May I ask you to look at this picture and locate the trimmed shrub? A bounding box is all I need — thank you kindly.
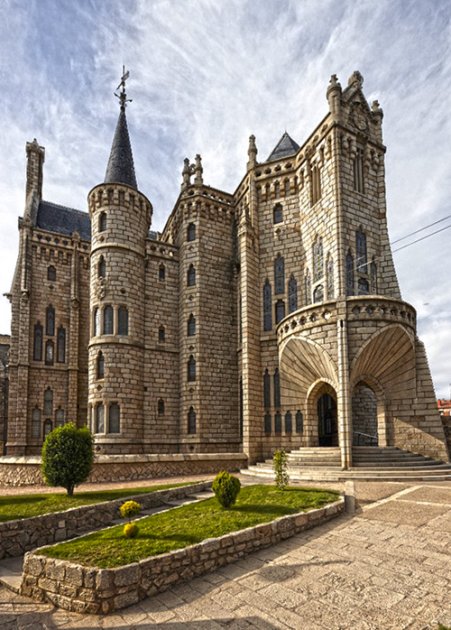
[119,500,142,520]
[273,448,289,490]
[212,471,241,508]
[123,522,139,538]
[41,423,93,496]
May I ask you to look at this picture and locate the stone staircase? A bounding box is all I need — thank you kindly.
[242,446,451,482]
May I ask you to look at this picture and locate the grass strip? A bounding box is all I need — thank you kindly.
[0,482,192,522]
[40,485,339,568]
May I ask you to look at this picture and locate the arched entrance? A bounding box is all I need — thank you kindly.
[352,382,378,446]
[317,393,338,446]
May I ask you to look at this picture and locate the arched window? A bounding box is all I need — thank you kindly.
[158,399,165,416]
[32,408,41,439]
[57,326,66,363]
[187,355,196,382]
[304,269,311,306]
[47,266,56,282]
[285,410,292,434]
[371,257,377,293]
[109,403,120,433]
[313,284,324,304]
[353,148,364,193]
[103,305,113,334]
[99,211,107,232]
[274,181,280,198]
[311,164,321,205]
[288,275,298,313]
[44,419,53,437]
[95,403,104,433]
[158,326,165,342]
[55,408,65,427]
[263,279,272,331]
[97,351,104,379]
[326,255,334,300]
[44,388,53,416]
[313,236,324,282]
[274,368,280,409]
[187,222,196,241]
[93,307,100,337]
[98,255,106,278]
[46,305,55,336]
[187,264,196,286]
[295,410,304,433]
[188,407,196,434]
[263,369,270,408]
[264,413,272,434]
[45,340,54,365]
[275,299,285,324]
[358,278,370,295]
[274,411,282,433]
[187,314,196,336]
[159,264,166,282]
[33,322,43,361]
[118,306,128,335]
[356,228,367,273]
[346,250,354,296]
[284,179,290,196]
[273,203,283,224]
[274,254,285,294]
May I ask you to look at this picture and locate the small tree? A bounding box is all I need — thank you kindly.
[119,500,142,538]
[41,423,93,496]
[273,448,289,490]
[212,471,241,508]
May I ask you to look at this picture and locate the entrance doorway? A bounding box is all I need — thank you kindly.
[317,393,338,446]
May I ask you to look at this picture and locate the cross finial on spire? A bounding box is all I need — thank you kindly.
[114,66,132,111]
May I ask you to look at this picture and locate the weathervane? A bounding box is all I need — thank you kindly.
[114,66,132,110]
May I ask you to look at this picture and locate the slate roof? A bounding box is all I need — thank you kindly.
[104,109,138,189]
[267,132,300,161]
[36,200,91,241]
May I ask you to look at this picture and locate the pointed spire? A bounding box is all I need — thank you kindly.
[266,132,300,162]
[247,135,257,171]
[104,68,138,190]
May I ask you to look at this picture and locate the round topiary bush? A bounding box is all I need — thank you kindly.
[119,500,142,520]
[41,423,93,496]
[212,471,241,508]
[123,522,139,538]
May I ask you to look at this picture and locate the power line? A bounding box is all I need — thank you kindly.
[392,214,451,244]
[393,223,451,253]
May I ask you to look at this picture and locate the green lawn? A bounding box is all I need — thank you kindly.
[0,483,192,522]
[40,485,339,568]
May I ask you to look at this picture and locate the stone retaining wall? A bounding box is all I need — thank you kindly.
[21,498,344,614]
[0,453,247,486]
[0,482,210,560]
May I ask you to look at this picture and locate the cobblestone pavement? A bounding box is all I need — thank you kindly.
[0,480,450,629]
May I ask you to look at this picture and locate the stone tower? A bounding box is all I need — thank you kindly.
[87,76,152,454]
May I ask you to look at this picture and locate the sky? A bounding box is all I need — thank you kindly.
[0,0,450,398]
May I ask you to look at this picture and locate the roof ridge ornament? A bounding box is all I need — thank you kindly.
[114,66,132,111]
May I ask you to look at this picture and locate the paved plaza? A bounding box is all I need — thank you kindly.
[0,479,450,629]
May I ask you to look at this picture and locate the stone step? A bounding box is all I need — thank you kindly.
[242,466,451,483]
[0,556,23,594]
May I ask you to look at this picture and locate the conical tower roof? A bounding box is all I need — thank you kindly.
[104,107,137,190]
[267,132,300,162]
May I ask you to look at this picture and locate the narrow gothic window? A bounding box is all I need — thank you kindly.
[99,211,107,232]
[158,399,165,416]
[97,351,104,379]
[95,404,104,433]
[313,284,324,303]
[188,407,196,434]
[47,266,56,282]
[304,269,312,305]
[273,203,283,224]
[285,411,293,434]
[371,257,377,293]
[274,181,280,198]
[57,326,66,363]
[288,275,298,313]
[109,403,120,433]
[93,307,100,336]
[45,340,54,365]
[98,256,106,279]
[275,411,282,433]
[265,183,270,201]
[263,369,270,408]
[274,254,285,294]
[358,278,370,295]
[187,222,196,241]
[326,255,334,300]
[32,408,41,439]
[55,408,65,427]
[274,368,280,408]
[159,264,166,282]
[356,228,367,273]
[44,419,53,437]
[187,314,196,336]
[44,388,53,416]
[353,148,364,193]
[187,264,196,286]
[46,305,55,336]
[346,250,354,295]
[103,305,113,334]
[296,410,304,433]
[275,299,285,324]
[187,355,196,382]
[313,236,324,282]
[263,279,272,331]
[311,165,322,205]
[264,413,272,434]
[158,325,165,342]
[33,322,43,361]
[284,179,290,196]
[118,306,128,335]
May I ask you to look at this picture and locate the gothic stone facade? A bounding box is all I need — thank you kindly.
[4,72,449,467]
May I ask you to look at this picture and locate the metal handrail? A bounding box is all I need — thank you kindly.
[353,430,378,446]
